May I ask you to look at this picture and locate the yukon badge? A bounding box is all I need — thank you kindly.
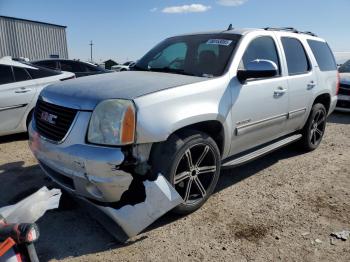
[40,111,57,125]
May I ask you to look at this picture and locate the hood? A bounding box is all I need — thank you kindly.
[340,73,350,85]
[41,71,206,110]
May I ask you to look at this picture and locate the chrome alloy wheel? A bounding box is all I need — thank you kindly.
[310,109,326,146]
[173,143,218,205]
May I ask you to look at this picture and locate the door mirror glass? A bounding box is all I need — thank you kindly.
[237,59,278,83]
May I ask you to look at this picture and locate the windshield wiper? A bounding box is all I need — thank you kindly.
[149,67,196,76]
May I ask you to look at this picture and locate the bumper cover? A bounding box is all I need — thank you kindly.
[29,113,133,203]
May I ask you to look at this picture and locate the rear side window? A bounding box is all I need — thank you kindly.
[26,66,60,79]
[281,37,310,75]
[13,67,31,82]
[307,40,337,71]
[34,60,58,70]
[0,65,14,85]
[60,61,86,73]
[240,36,281,75]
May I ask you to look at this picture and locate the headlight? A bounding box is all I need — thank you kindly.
[87,99,136,145]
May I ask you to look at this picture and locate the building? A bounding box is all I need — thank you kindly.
[104,59,118,70]
[0,16,68,60]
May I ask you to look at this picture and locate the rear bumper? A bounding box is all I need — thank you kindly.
[336,94,350,111]
[28,113,133,203]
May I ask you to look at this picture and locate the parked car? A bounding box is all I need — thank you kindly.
[31,59,112,77]
[336,60,350,111]
[29,27,338,217]
[111,61,135,72]
[0,56,75,137]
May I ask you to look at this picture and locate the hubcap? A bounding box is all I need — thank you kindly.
[310,109,326,146]
[173,144,217,205]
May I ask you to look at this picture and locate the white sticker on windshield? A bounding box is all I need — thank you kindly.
[206,39,232,46]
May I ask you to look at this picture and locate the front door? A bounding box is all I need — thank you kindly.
[229,35,289,155]
[0,65,36,132]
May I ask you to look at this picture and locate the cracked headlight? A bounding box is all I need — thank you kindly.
[87,99,136,146]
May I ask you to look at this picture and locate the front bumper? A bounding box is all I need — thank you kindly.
[29,111,133,203]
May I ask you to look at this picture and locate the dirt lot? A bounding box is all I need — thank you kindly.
[0,112,349,262]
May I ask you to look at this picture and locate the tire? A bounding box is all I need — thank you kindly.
[150,130,221,214]
[298,103,327,151]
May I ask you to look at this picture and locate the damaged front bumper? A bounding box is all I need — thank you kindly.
[29,114,133,203]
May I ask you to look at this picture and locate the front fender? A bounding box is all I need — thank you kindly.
[133,76,233,158]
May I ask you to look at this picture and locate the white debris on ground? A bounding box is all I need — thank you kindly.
[331,230,350,241]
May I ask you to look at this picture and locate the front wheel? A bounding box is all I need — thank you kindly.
[299,103,327,151]
[150,130,221,214]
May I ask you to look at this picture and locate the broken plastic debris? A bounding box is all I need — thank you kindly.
[331,230,350,241]
[0,187,61,224]
[97,174,183,238]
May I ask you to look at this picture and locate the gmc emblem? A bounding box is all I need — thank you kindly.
[40,111,57,125]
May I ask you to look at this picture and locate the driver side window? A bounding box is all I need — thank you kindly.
[149,42,187,69]
[240,36,281,76]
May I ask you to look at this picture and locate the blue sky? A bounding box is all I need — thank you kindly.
[1,0,349,63]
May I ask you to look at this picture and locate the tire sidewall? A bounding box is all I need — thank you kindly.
[303,103,327,150]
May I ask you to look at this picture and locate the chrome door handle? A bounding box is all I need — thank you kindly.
[274,87,287,97]
[307,81,316,90]
[15,89,32,93]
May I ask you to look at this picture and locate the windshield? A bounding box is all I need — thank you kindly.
[134,34,241,77]
[339,60,350,73]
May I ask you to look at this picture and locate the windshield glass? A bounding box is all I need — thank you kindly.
[134,34,241,77]
[339,60,350,73]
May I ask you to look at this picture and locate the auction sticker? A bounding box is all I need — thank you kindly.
[206,39,232,46]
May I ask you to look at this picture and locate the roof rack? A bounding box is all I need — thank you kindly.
[263,27,317,37]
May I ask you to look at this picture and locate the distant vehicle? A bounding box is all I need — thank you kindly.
[111,61,136,72]
[0,56,75,136]
[31,59,112,77]
[337,60,350,111]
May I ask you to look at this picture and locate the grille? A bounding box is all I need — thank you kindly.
[339,83,350,96]
[34,99,77,142]
[337,100,350,109]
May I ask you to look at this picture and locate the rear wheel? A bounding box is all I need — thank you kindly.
[150,130,221,214]
[299,103,327,151]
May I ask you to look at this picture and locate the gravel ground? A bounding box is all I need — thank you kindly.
[0,112,349,262]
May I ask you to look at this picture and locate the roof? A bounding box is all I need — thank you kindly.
[0,15,67,28]
[0,56,37,69]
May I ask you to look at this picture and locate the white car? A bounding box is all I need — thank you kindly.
[111,61,135,72]
[0,57,75,136]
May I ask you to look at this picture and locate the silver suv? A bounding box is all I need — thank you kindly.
[29,27,338,215]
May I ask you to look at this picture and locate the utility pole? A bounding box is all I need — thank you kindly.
[89,40,93,62]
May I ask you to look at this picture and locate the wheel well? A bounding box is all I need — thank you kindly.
[313,93,331,113]
[173,121,225,155]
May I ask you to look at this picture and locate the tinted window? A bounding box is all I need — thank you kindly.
[339,60,350,73]
[86,64,100,72]
[240,36,281,75]
[135,34,240,77]
[281,37,310,75]
[307,40,337,71]
[34,60,58,70]
[0,65,14,85]
[13,67,31,82]
[26,66,60,79]
[60,61,86,73]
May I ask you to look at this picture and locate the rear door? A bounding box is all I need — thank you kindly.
[229,35,289,155]
[278,36,316,132]
[0,65,36,132]
[60,61,89,77]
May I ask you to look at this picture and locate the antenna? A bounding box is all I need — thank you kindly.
[227,24,233,31]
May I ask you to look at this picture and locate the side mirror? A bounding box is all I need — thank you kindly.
[237,59,278,83]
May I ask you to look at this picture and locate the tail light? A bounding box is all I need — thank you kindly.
[336,72,340,95]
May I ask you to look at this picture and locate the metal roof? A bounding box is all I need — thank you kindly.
[0,15,67,28]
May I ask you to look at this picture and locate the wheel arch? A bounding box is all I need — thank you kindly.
[313,92,331,113]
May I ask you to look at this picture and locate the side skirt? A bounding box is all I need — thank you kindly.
[222,134,302,168]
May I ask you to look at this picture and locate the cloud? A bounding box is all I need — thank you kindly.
[150,7,158,12]
[162,4,211,14]
[217,0,248,6]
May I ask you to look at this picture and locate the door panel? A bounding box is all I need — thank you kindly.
[0,80,37,132]
[229,77,289,155]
